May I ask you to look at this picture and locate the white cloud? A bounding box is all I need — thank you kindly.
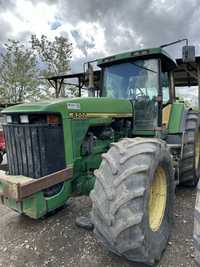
[113,25,143,49]
[1,0,57,39]
[0,0,107,65]
[48,21,107,60]
[1,0,200,73]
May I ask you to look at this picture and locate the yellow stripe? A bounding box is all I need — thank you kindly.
[86,112,132,118]
[69,112,132,118]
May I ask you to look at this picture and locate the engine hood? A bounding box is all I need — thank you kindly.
[2,97,133,119]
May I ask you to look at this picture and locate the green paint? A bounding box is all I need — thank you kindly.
[75,175,96,195]
[168,102,185,133]
[72,135,112,195]
[132,130,155,136]
[46,181,72,212]
[1,189,45,219]
[1,182,72,219]
[2,97,133,118]
[71,120,90,159]
[3,197,23,213]
[23,192,46,219]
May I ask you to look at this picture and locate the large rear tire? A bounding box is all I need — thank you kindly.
[179,111,200,186]
[90,137,174,265]
[194,181,200,265]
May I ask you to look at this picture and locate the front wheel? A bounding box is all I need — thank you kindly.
[90,137,175,265]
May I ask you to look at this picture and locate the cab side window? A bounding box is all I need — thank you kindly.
[162,72,170,104]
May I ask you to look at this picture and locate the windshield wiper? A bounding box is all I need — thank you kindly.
[131,62,157,73]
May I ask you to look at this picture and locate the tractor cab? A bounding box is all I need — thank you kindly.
[97,48,176,131]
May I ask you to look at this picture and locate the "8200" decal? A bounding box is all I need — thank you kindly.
[69,112,87,119]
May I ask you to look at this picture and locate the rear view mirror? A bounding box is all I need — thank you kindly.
[182,45,195,63]
[160,39,195,63]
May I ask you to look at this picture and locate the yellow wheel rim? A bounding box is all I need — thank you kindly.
[148,166,167,232]
[195,132,200,170]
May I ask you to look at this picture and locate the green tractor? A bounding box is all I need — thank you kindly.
[0,45,199,265]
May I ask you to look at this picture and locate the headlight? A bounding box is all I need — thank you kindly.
[6,115,12,123]
[20,115,29,124]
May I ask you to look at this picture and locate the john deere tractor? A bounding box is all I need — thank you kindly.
[0,45,199,265]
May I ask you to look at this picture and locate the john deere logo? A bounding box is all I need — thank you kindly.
[67,103,80,110]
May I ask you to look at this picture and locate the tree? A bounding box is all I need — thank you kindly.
[31,35,72,97]
[0,40,41,103]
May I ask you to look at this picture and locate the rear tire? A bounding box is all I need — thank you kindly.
[194,181,200,265]
[179,111,200,186]
[91,137,174,265]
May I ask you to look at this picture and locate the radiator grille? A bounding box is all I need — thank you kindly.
[3,124,65,179]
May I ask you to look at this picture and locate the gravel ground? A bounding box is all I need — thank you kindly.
[0,186,197,267]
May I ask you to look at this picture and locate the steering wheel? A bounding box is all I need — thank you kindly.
[129,87,146,100]
[135,88,145,97]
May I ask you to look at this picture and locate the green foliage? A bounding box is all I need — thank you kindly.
[31,35,72,74]
[31,35,73,97]
[0,35,73,103]
[0,40,41,103]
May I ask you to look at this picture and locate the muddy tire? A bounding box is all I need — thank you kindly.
[90,137,174,265]
[179,111,200,186]
[194,181,200,265]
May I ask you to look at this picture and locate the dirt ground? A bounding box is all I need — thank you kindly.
[0,186,196,267]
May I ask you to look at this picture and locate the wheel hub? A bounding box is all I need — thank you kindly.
[148,166,167,232]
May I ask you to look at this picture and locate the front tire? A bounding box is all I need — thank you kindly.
[90,137,174,265]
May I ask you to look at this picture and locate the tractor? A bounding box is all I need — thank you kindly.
[0,43,199,265]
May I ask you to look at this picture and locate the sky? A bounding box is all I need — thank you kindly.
[0,0,200,73]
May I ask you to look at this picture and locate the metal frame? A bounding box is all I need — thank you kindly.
[157,58,163,127]
[47,71,101,98]
[0,167,73,201]
[175,57,200,111]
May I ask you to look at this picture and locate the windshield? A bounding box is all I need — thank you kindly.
[103,59,159,130]
[102,59,158,100]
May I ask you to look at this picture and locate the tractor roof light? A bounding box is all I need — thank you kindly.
[20,115,29,124]
[6,115,12,124]
[131,49,149,57]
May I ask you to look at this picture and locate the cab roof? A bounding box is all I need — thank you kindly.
[97,47,176,71]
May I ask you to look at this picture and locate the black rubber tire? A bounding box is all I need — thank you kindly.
[90,137,175,265]
[193,180,200,265]
[179,111,200,186]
